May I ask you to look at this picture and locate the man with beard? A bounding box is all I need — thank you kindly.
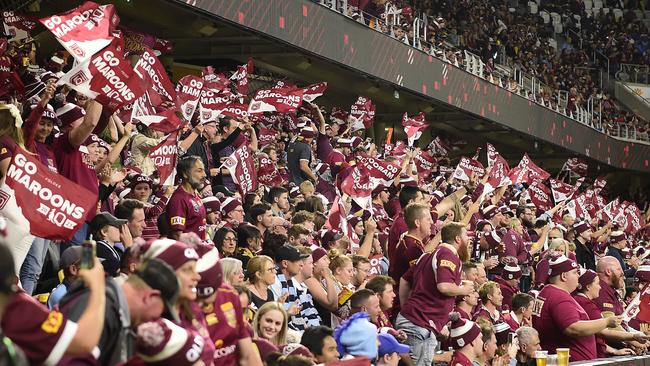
[396,222,474,366]
[594,256,626,317]
[168,155,208,240]
[517,206,536,234]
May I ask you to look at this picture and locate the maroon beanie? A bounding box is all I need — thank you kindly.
[448,312,481,350]
[577,269,598,291]
[142,239,200,270]
[196,247,223,298]
[136,318,205,365]
[56,103,85,128]
[548,253,578,278]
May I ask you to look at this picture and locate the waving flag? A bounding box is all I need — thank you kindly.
[175,75,203,121]
[349,96,375,129]
[230,59,253,95]
[247,87,304,114]
[508,154,550,185]
[550,178,582,204]
[452,157,485,182]
[222,146,258,196]
[402,112,428,146]
[148,131,178,186]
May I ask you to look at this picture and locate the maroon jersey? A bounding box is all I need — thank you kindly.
[502,312,520,332]
[53,132,99,215]
[35,141,58,173]
[390,234,425,287]
[532,285,596,361]
[168,187,207,240]
[473,306,502,325]
[178,301,215,366]
[203,284,250,365]
[501,229,528,264]
[0,136,17,161]
[401,244,461,334]
[573,294,607,358]
[1,291,78,365]
[453,306,472,320]
[593,281,624,316]
[534,258,550,288]
[494,276,519,312]
[448,351,474,366]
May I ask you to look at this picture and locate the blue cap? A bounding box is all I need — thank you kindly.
[378,333,410,356]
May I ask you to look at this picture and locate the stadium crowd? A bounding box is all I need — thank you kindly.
[1,2,650,366]
[343,0,650,139]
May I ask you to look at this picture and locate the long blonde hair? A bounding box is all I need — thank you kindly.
[0,108,24,147]
[252,301,288,345]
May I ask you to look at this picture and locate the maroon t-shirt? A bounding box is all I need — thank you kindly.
[502,313,520,332]
[389,234,425,289]
[501,229,529,264]
[53,131,99,219]
[573,294,607,358]
[401,244,461,334]
[177,301,216,366]
[448,351,473,366]
[534,258,550,288]
[473,306,502,325]
[167,187,207,240]
[35,141,58,173]
[453,306,472,320]
[0,136,17,161]
[593,281,624,316]
[203,284,251,366]
[1,291,78,365]
[532,285,596,361]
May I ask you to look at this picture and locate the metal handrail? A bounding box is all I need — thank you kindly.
[314,2,650,145]
[617,64,650,84]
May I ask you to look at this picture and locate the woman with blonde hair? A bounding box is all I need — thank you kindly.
[246,255,277,310]
[253,301,289,346]
[534,238,573,288]
[220,257,245,286]
[328,250,355,327]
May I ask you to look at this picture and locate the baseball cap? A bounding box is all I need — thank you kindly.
[89,212,127,233]
[378,333,409,356]
[133,259,181,322]
[60,246,82,270]
[275,245,310,262]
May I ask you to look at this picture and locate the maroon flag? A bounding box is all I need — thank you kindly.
[222,146,257,196]
[40,2,119,62]
[58,42,145,111]
[1,146,97,240]
[402,112,428,146]
[550,178,580,204]
[428,136,451,156]
[625,205,644,235]
[593,176,607,194]
[257,154,283,187]
[324,195,351,237]
[354,153,401,186]
[202,66,230,91]
[247,87,304,114]
[484,152,511,194]
[565,158,588,177]
[199,88,235,124]
[273,80,297,89]
[341,165,373,209]
[230,59,253,95]
[486,143,499,167]
[175,75,203,121]
[131,47,181,132]
[258,128,278,147]
[412,150,437,179]
[452,157,485,182]
[302,82,328,103]
[2,11,37,41]
[148,131,178,186]
[508,154,550,185]
[122,27,173,55]
[219,103,249,120]
[350,96,375,129]
[527,182,552,211]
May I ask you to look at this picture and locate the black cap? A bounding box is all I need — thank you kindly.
[275,245,310,262]
[60,246,82,270]
[89,212,127,233]
[133,259,181,322]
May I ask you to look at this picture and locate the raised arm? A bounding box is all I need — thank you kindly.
[69,100,103,147]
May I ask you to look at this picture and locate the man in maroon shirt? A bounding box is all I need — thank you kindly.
[594,256,626,316]
[390,203,434,291]
[448,313,483,366]
[396,222,474,366]
[493,261,521,311]
[0,243,106,365]
[532,254,619,361]
[168,155,207,240]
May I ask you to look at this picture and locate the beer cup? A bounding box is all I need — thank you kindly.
[556,348,570,366]
[534,350,548,366]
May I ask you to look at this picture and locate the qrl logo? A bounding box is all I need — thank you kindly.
[69,43,86,58]
[0,190,9,210]
[69,70,89,86]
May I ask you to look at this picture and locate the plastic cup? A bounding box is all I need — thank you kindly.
[534,350,548,366]
[556,348,570,366]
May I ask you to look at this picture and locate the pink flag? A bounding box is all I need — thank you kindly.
[508,154,550,185]
[324,195,351,237]
[258,128,278,147]
[40,1,119,62]
[247,87,304,114]
[452,157,485,182]
[222,146,258,196]
[527,182,552,211]
[148,131,178,186]
[58,42,145,111]
[1,146,97,240]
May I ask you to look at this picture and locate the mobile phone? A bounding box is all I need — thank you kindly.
[508,332,517,345]
[80,235,96,270]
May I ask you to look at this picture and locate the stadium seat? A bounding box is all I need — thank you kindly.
[554,22,563,34]
[548,38,557,50]
[528,1,538,14]
[594,0,603,10]
[602,7,610,14]
[584,0,593,10]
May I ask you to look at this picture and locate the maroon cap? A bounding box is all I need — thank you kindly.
[577,268,598,291]
[449,313,481,350]
[610,231,626,244]
[196,247,223,298]
[482,205,498,220]
[136,318,206,365]
[348,215,363,229]
[142,238,200,270]
[56,103,85,128]
[312,247,328,263]
[320,229,343,249]
[573,221,590,236]
[220,197,242,216]
[547,253,578,278]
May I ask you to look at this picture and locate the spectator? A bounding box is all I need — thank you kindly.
[253,301,289,346]
[236,225,263,268]
[268,186,290,218]
[365,275,397,328]
[329,251,356,327]
[293,245,323,328]
[304,247,338,327]
[503,293,535,332]
[594,256,626,316]
[214,227,238,257]
[455,288,480,321]
[606,231,637,277]
[220,257,245,286]
[475,281,504,325]
[351,255,372,289]
[114,198,147,242]
[511,326,541,366]
[448,313,484,366]
[573,221,596,270]
[167,155,207,240]
[494,261,522,311]
[269,245,308,331]
[349,288,382,323]
[377,333,410,366]
[249,203,273,238]
[89,212,127,277]
[333,312,379,360]
[133,318,206,366]
[48,246,82,309]
[125,175,173,241]
[475,318,500,366]
[300,326,340,363]
[287,126,317,185]
[246,255,277,310]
